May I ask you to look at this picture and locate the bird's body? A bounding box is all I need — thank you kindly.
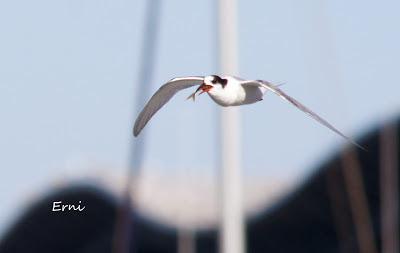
[133,75,363,149]
[207,76,265,106]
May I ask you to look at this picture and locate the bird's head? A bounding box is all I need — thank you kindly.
[187,75,228,101]
[198,75,228,94]
[204,75,228,90]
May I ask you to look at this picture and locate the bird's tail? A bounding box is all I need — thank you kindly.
[186,92,196,101]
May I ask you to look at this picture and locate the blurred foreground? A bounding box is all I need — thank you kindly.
[0,117,398,253]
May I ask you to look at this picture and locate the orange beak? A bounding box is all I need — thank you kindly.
[186,83,214,101]
[198,84,213,95]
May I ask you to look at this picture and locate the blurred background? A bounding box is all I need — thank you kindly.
[0,0,399,252]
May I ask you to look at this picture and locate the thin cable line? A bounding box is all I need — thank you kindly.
[113,1,162,253]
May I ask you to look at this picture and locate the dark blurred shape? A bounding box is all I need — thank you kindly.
[379,123,399,253]
[0,185,176,253]
[240,117,395,253]
[0,185,117,253]
[0,118,398,253]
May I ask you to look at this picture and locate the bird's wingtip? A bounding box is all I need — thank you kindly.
[133,127,140,137]
[355,142,368,152]
[347,138,367,152]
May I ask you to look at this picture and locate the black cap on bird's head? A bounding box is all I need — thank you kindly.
[186,75,229,101]
[204,75,228,88]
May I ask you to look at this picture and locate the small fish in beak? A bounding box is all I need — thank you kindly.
[186,83,213,101]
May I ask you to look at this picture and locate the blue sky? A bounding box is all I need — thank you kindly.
[1,0,399,233]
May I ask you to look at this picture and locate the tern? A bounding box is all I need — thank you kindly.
[133,75,363,149]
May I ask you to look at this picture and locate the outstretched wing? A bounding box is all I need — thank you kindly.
[133,76,204,137]
[242,80,365,150]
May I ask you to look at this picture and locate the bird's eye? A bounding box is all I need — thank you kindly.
[211,79,217,84]
[221,78,228,88]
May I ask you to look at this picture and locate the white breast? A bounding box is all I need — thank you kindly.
[207,77,265,106]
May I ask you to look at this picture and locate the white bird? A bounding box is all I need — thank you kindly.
[133,75,363,149]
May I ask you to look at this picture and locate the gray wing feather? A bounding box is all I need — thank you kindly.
[133,76,204,137]
[242,80,365,150]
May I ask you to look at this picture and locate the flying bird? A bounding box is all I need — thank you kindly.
[133,75,363,149]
